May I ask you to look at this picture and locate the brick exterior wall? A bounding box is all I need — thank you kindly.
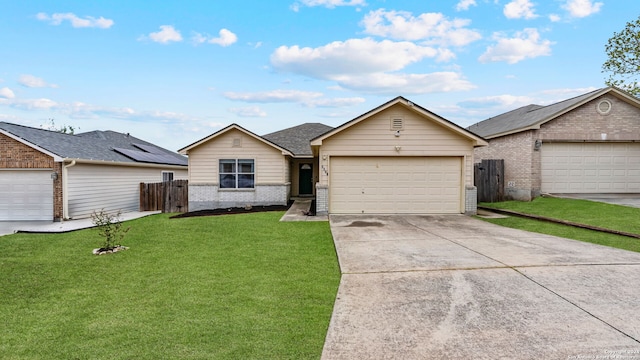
[0,133,62,221]
[465,186,477,215]
[539,95,640,141]
[475,94,640,201]
[475,130,535,200]
[315,184,328,215]
[188,184,289,211]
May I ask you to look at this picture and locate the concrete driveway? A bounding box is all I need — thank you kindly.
[322,215,640,359]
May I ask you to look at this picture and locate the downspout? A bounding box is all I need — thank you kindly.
[62,160,76,220]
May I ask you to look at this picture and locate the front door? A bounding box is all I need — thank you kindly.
[299,163,313,195]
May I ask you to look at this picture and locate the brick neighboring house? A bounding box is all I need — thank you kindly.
[0,122,188,221]
[468,87,640,201]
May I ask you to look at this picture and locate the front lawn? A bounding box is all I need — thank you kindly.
[0,212,340,360]
[479,197,640,253]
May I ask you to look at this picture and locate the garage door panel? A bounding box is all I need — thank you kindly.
[542,143,640,193]
[0,170,53,221]
[329,157,461,214]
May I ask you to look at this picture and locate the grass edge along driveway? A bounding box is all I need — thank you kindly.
[479,197,640,253]
[0,212,340,360]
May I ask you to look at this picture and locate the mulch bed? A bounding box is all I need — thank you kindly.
[171,202,293,219]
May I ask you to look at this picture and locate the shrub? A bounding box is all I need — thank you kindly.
[91,209,130,250]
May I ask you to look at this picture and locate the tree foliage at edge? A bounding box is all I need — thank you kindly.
[603,16,640,96]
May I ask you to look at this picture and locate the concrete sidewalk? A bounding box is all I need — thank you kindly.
[279,199,328,222]
[0,211,161,236]
[322,215,640,359]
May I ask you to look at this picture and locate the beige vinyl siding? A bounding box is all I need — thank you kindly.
[318,104,475,186]
[67,164,187,219]
[187,129,287,185]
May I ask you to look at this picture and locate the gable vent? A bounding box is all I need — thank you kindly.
[391,118,403,130]
[232,137,242,147]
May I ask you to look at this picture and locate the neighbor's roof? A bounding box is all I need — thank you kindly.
[0,122,187,166]
[262,123,334,157]
[466,87,640,139]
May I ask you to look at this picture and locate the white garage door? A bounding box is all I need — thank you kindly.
[330,157,462,214]
[542,143,640,193]
[0,170,53,221]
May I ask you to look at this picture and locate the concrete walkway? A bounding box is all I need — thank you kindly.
[279,199,328,222]
[0,211,161,236]
[322,215,640,359]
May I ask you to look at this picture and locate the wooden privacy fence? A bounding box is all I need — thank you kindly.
[140,179,188,213]
[474,159,504,203]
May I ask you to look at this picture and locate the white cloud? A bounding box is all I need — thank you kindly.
[36,12,114,28]
[0,87,15,99]
[361,9,481,47]
[503,0,538,19]
[291,0,366,12]
[549,14,561,22]
[223,90,366,107]
[332,72,476,94]
[224,90,324,103]
[479,28,553,64]
[272,38,439,78]
[228,106,267,117]
[537,87,599,102]
[562,0,602,18]
[193,28,238,47]
[19,74,58,88]
[146,25,183,44]
[0,114,21,122]
[11,98,59,110]
[271,37,475,94]
[305,97,365,107]
[456,0,477,11]
[458,94,534,109]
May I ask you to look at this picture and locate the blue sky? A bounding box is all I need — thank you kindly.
[0,0,636,151]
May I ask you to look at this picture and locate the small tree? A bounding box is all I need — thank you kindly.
[91,209,130,251]
[602,16,640,96]
[41,118,78,134]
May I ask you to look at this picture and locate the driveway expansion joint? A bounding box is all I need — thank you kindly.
[513,267,640,345]
[403,216,640,345]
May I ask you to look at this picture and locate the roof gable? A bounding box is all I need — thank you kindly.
[178,123,294,156]
[0,122,187,166]
[311,96,487,147]
[467,87,640,139]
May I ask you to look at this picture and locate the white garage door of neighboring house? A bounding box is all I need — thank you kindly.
[0,170,53,221]
[330,157,462,214]
[542,143,640,193]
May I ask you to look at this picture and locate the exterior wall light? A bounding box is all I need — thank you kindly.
[534,139,542,151]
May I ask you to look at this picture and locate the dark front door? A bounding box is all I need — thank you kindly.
[299,163,313,195]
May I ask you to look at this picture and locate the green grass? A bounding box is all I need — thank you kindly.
[0,212,340,360]
[480,216,640,253]
[480,197,640,234]
[479,197,640,252]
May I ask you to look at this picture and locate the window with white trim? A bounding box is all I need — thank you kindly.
[162,171,174,182]
[219,159,255,189]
